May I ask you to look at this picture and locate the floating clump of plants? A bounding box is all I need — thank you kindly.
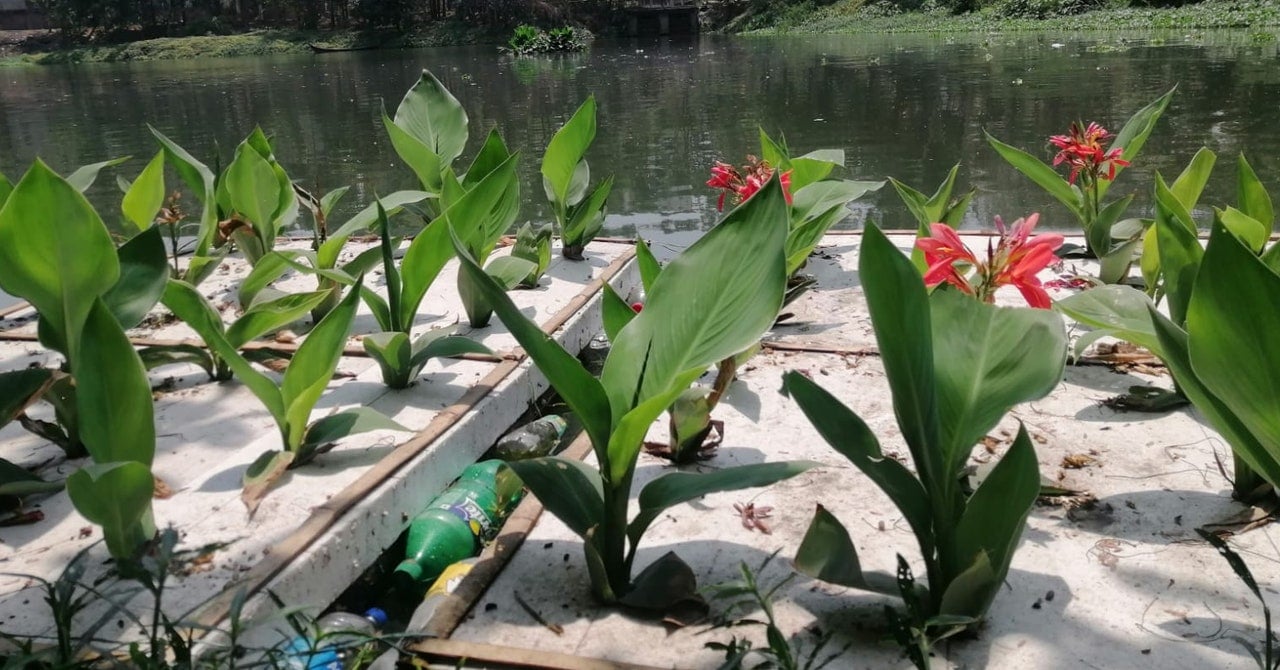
[506,24,589,56]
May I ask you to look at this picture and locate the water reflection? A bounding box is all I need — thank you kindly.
[1,31,1278,242]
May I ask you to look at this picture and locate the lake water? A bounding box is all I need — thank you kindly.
[2,31,1278,242]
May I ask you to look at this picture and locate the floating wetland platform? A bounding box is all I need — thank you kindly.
[0,233,1272,670]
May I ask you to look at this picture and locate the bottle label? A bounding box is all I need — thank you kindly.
[436,495,494,538]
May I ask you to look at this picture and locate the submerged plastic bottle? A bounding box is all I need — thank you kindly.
[406,557,479,633]
[491,415,567,461]
[284,608,387,670]
[392,461,523,589]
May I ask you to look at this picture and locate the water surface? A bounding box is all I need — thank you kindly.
[2,31,1278,240]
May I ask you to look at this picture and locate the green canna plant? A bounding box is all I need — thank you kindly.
[890,164,976,273]
[783,224,1066,640]
[238,190,430,322]
[454,177,818,608]
[147,128,227,287]
[510,222,555,288]
[379,70,533,326]
[986,87,1175,284]
[0,161,161,559]
[542,96,614,260]
[161,277,407,513]
[216,127,299,266]
[1057,155,1279,502]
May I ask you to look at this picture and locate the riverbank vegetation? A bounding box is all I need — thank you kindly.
[735,0,1280,34]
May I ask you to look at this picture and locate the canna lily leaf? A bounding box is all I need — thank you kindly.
[393,70,469,167]
[1100,85,1175,200]
[121,151,166,231]
[74,300,156,466]
[600,177,789,422]
[280,278,363,452]
[564,175,613,247]
[949,425,1041,617]
[138,343,215,377]
[635,237,661,293]
[241,450,295,517]
[299,407,408,457]
[364,332,413,389]
[384,108,444,195]
[0,160,119,356]
[0,170,12,208]
[985,132,1083,218]
[412,332,491,367]
[225,291,328,348]
[542,96,597,208]
[0,457,62,499]
[102,226,168,331]
[1055,285,1163,354]
[505,456,605,537]
[66,461,155,559]
[1155,200,1204,327]
[1187,223,1280,485]
[794,504,898,595]
[626,460,820,561]
[859,225,940,483]
[931,289,1066,479]
[460,255,537,328]
[1236,154,1274,228]
[1170,147,1217,211]
[66,156,131,193]
[601,283,637,342]
[1215,207,1268,254]
[225,141,283,253]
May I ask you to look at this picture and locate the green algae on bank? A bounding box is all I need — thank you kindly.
[748,0,1280,35]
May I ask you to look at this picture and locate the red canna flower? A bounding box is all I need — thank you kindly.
[706,156,793,210]
[1048,122,1130,185]
[914,214,1063,309]
[630,302,644,313]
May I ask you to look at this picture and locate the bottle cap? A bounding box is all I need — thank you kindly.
[364,607,389,627]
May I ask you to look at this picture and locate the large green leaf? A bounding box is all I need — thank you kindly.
[542,96,597,207]
[400,155,519,329]
[563,175,613,247]
[280,278,363,451]
[985,132,1082,219]
[782,371,932,553]
[1155,200,1204,326]
[600,178,789,421]
[601,283,637,342]
[1187,223,1280,476]
[226,291,328,348]
[635,237,661,292]
[121,151,165,231]
[66,461,155,560]
[412,333,491,368]
[364,331,413,388]
[449,226,613,461]
[787,149,846,192]
[859,224,940,484]
[102,226,168,331]
[1099,86,1175,200]
[394,70,469,166]
[506,456,605,538]
[225,142,282,247]
[1216,207,1268,253]
[626,460,819,560]
[1055,285,1162,354]
[300,407,407,455]
[0,457,61,498]
[73,299,155,466]
[0,160,119,357]
[794,505,898,594]
[949,425,1040,616]
[383,108,445,195]
[1170,147,1216,211]
[66,157,130,192]
[1236,154,1274,230]
[931,289,1065,478]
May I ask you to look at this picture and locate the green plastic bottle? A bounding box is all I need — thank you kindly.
[393,460,523,587]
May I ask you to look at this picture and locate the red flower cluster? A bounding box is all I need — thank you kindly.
[915,214,1063,309]
[1048,122,1130,185]
[706,157,793,211]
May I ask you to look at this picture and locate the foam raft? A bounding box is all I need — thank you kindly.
[417,233,1273,670]
[0,239,639,646]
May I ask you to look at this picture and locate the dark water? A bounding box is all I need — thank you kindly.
[2,31,1278,240]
